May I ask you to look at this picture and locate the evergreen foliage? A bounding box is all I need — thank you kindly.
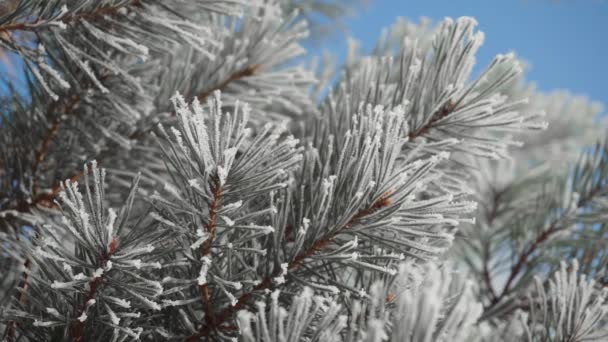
[0,1,606,341]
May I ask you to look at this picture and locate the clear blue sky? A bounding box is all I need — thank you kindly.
[320,0,608,108]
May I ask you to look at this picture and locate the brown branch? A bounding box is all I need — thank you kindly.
[15,62,260,212]
[0,1,141,34]
[128,64,260,141]
[490,224,558,308]
[408,101,456,141]
[195,65,260,104]
[198,179,223,328]
[4,59,261,342]
[6,5,259,212]
[31,92,82,196]
[486,186,602,310]
[70,237,118,342]
[186,192,394,340]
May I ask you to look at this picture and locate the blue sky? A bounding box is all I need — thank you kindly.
[321,0,608,108]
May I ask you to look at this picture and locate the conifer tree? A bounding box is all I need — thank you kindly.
[1,1,606,341]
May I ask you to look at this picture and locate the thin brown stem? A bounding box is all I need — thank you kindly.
[407,101,456,141]
[0,1,141,34]
[31,92,82,196]
[198,179,223,327]
[70,237,118,342]
[196,65,260,104]
[486,186,603,310]
[186,192,394,341]
[489,224,558,308]
[128,64,260,140]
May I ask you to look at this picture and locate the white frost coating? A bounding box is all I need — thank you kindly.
[30,65,58,101]
[51,280,78,289]
[74,273,87,280]
[126,259,142,269]
[163,183,183,201]
[59,5,68,16]
[358,288,368,298]
[217,166,228,186]
[222,200,243,211]
[46,308,61,317]
[150,212,176,228]
[261,225,275,234]
[106,208,117,244]
[188,178,201,189]
[321,178,333,195]
[273,263,289,285]
[299,217,310,235]
[197,256,212,285]
[190,230,210,250]
[226,290,238,306]
[107,305,120,325]
[38,61,70,89]
[107,296,131,308]
[33,320,57,327]
[221,216,235,226]
[77,312,88,322]
[93,268,104,278]
[131,291,161,311]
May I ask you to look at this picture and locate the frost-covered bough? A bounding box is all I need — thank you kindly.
[376,17,608,330]
[149,91,302,339]
[467,139,608,319]
[519,260,608,342]
[237,262,482,342]
[148,91,475,339]
[2,162,166,341]
[0,0,315,232]
[2,1,608,342]
[149,1,317,127]
[322,17,547,195]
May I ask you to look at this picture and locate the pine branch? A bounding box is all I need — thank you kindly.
[486,183,604,310]
[28,63,261,204]
[489,222,558,308]
[5,64,110,214]
[0,1,141,35]
[12,59,258,213]
[407,101,456,141]
[194,65,260,105]
[70,237,119,342]
[30,90,85,196]
[128,64,260,140]
[186,192,393,340]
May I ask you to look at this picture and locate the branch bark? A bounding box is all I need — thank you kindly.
[407,101,456,141]
[70,237,118,342]
[198,178,223,328]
